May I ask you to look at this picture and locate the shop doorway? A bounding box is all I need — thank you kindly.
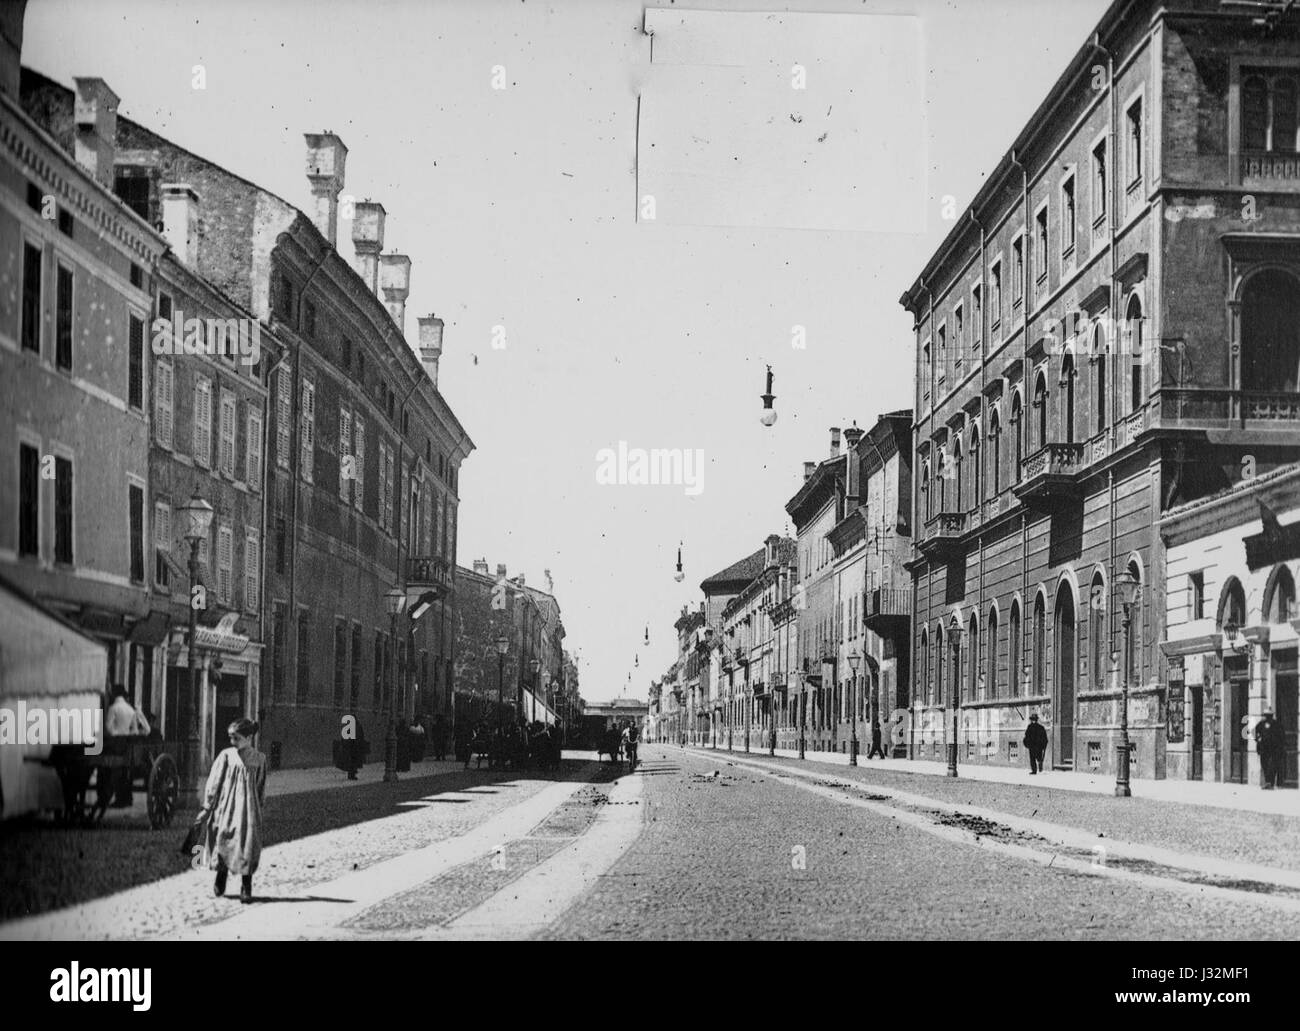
[1191,682,1203,780]
[1278,651,1298,788]
[213,674,247,757]
[1227,660,1249,785]
[1054,585,1076,768]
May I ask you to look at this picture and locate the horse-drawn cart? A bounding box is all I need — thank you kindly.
[48,737,183,830]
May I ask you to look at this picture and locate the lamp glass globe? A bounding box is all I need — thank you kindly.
[760,408,778,427]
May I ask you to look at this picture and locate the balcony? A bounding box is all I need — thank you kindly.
[1014,443,1086,511]
[1241,152,1300,184]
[406,555,452,597]
[864,587,911,637]
[1156,388,1300,432]
[918,511,966,561]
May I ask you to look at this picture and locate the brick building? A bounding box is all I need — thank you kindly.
[900,0,1300,778]
[18,68,475,768]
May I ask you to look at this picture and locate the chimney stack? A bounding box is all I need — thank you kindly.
[496,563,508,581]
[418,314,444,389]
[803,461,816,482]
[351,201,385,295]
[73,78,119,189]
[472,558,489,576]
[380,254,412,336]
[515,573,526,589]
[844,424,864,504]
[161,184,200,266]
[0,1,26,100]
[304,132,348,247]
[830,427,842,459]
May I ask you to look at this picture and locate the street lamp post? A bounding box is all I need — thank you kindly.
[1115,570,1141,798]
[383,587,405,783]
[794,670,806,760]
[495,634,509,743]
[947,625,963,778]
[177,493,214,801]
[848,651,861,766]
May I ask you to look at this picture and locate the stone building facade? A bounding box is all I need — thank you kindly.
[901,0,1300,778]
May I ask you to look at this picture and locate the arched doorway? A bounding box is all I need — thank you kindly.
[1054,582,1077,768]
[1241,269,1300,393]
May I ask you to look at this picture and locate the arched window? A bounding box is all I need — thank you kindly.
[986,606,998,700]
[1265,565,1296,624]
[1033,372,1049,450]
[1241,269,1300,394]
[1244,73,1299,154]
[1095,327,1108,435]
[1061,353,1076,444]
[969,429,980,506]
[989,409,1002,495]
[1008,600,1021,697]
[1089,571,1107,687]
[1032,593,1046,696]
[968,612,979,701]
[919,627,929,706]
[1218,577,1248,629]
[937,449,947,514]
[953,440,964,513]
[1126,296,1144,414]
[922,457,931,521]
[1010,391,1024,483]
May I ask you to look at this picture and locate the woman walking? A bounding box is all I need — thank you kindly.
[201,717,268,903]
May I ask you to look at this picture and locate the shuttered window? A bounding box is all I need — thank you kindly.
[353,417,366,512]
[245,410,263,487]
[244,531,260,613]
[219,389,237,476]
[193,377,213,467]
[154,359,174,447]
[339,406,352,502]
[276,369,291,469]
[217,524,233,604]
[300,379,315,482]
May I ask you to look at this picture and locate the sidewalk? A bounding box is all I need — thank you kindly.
[677,742,1300,816]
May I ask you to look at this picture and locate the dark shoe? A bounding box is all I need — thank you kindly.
[214,868,228,897]
[240,877,253,904]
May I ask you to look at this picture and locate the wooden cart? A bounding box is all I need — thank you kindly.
[48,737,182,830]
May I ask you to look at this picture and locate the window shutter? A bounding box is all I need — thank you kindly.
[218,525,233,604]
[246,410,263,487]
[244,532,260,613]
[300,379,315,482]
[155,360,173,447]
[354,417,366,511]
[194,378,212,467]
[219,390,236,476]
[276,369,291,469]
[339,406,352,502]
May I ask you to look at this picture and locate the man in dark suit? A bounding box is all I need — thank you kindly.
[1023,713,1048,775]
[1255,708,1283,789]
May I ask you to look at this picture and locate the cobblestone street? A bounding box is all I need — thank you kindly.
[5,747,1299,941]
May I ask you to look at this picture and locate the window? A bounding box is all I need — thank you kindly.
[1243,71,1298,153]
[1062,176,1076,254]
[218,390,237,476]
[953,440,963,512]
[1126,97,1143,186]
[954,305,964,352]
[129,482,144,582]
[334,620,348,706]
[1032,594,1046,696]
[303,300,317,339]
[245,410,263,487]
[300,378,316,482]
[969,430,979,507]
[1034,208,1048,284]
[277,274,296,322]
[58,207,73,238]
[1062,355,1076,445]
[937,324,947,379]
[1126,296,1144,413]
[154,359,174,447]
[381,443,395,532]
[1010,391,1023,482]
[968,613,979,700]
[275,517,286,575]
[115,174,150,221]
[129,314,145,410]
[972,285,982,343]
[353,417,366,511]
[341,338,352,370]
[272,603,287,703]
[986,608,998,699]
[56,264,73,371]
[339,406,352,502]
[55,457,73,564]
[1241,269,1300,393]
[350,625,363,708]
[1033,373,1048,450]
[1265,566,1296,623]
[1090,573,1106,687]
[990,261,1003,328]
[26,182,42,212]
[989,410,1001,495]
[155,500,172,587]
[22,243,41,354]
[297,612,311,704]
[919,628,929,705]
[276,369,292,469]
[1189,570,1205,621]
[1012,237,1024,305]
[1092,139,1107,223]
[244,531,260,613]
[1094,325,1108,434]
[358,352,366,387]
[217,524,233,605]
[193,377,213,467]
[1009,601,1022,696]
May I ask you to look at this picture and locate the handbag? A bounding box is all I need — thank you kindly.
[179,806,211,857]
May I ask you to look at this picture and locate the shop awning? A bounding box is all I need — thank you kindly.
[0,576,106,700]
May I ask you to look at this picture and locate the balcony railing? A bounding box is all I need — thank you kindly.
[1157,388,1300,427]
[1015,443,1086,510]
[864,587,911,636]
[918,511,966,560]
[406,555,452,594]
[1241,153,1300,182]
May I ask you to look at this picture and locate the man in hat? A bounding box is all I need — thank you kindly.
[1023,713,1048,775]
[1254,708,1284,790]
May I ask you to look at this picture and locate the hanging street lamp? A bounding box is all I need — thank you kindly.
[760,364,777,426]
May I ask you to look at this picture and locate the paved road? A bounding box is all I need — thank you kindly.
[5,746,1298,940]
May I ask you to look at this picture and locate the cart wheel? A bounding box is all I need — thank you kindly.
[147,754,179,830]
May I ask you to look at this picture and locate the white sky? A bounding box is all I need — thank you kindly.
[23,0,1110,703]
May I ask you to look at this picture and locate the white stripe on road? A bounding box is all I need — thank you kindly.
[178,779,591,940]
[420,767,645,940]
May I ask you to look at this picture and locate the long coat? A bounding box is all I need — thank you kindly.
[201,746,268,877]
[1023,721,1048,754]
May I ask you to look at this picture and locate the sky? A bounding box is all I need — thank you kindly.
[23,0,1110,703]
